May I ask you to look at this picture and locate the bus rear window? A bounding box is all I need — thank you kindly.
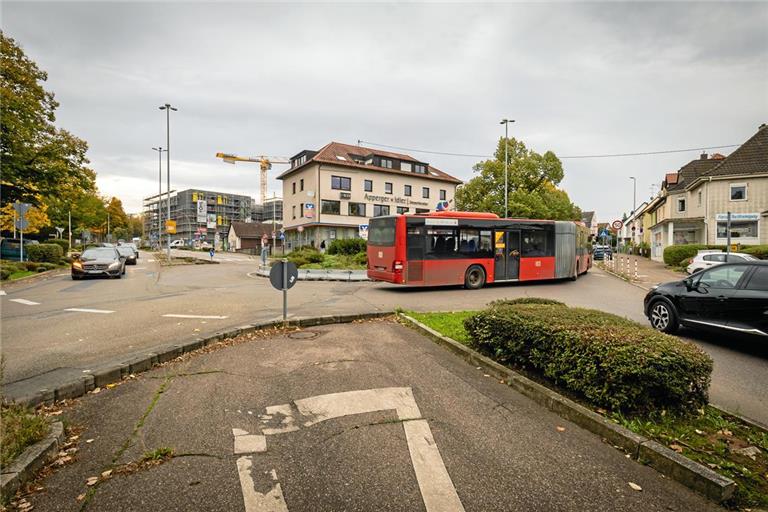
[368,218,395,246]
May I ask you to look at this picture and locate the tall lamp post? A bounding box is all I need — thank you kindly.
[159,103,177,260]
[629,176,637,246]
[151,146,166,249]
[500,119,515,218]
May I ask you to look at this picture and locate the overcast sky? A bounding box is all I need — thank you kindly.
[4,1,767,222]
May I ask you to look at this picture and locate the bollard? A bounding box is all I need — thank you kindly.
[634,258,638,280]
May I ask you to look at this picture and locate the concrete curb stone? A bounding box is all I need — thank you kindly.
[1,421,64,503]
[399,313,736,504]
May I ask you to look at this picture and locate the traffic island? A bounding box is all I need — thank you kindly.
[400,305,768,509]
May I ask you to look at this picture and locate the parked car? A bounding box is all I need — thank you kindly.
[119,242,139,258]
[170,239,186,247]
[116,245,138,265]
[592,244,613,261]
[0,238,39,261]
[71,247,126,279]
[686,250,757,274]
[644,261,768,336]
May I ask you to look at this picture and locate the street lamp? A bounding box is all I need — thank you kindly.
[500,119,515,218]
[629,176,637,248]
[152,146,167,249]
[159,103,177,260]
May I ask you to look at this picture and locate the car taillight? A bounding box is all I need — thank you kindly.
[393,260,403,271]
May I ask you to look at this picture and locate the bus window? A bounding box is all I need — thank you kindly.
[368,218,396,246]
[426,228,458,258]
[459,229,493,258]
[522,230,552,257]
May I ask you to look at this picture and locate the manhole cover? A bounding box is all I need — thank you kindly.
[288,331,320,340]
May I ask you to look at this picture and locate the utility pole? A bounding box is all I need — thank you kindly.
[152,147,166,249]
[500,119,515,218]
[159,104,177,260]
[107,212,110,241]
[68,210,72,250]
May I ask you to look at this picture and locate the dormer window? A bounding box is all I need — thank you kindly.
[414,164,427,174]
[292,154,307,168]
[379,158,393,169]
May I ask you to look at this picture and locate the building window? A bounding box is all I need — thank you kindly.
[415,208,430,214]
[422,187,430,199]
[385,182,393,194]
[321,200,340,215]
[292,205,296,219]
[414,164,427,174]
[404,185,412,196]
[397,207,409,215]
[677,198,686,212]
[730,184,747,201]
[401,162,412,172]
[300,179,304,191]
[717,219,758,239]
[698,191,702,206]
[439,189,446,201]
[364,180,373,192]
[292,182,296,194]
[331,175,351,191]
[300,203,304,218]
[379,158,393,169]
[348,202,366,217]
[373,204,390,217]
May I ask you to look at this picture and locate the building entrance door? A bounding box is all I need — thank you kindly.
[494,230,521,280]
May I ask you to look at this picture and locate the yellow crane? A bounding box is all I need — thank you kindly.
[215,152,291,204]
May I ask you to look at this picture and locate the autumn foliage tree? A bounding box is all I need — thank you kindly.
[455,138,581,220]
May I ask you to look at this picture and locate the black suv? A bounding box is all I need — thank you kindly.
[644,261,768,336]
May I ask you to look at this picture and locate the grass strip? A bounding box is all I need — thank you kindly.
[0,403,50,467]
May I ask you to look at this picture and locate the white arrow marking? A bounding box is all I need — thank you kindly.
[162,314,228,319]
[64,308,115,314]
[236,458,289,512]
[10,298,39,306]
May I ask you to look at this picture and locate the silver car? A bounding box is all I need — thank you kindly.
[686,251,757,274]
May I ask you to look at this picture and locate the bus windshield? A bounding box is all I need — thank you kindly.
[368,218,395,246]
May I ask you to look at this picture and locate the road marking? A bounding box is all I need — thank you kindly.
[9,298,40,305]
[132,267,147,270]
[0,290,6,296]
[236,457,289,512]
[232,428,267,454]
[64,308,115,314]
[162,314,229,319]
[255,387,465,512]
[147,259,155,262]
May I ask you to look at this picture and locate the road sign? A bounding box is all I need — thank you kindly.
[599,229,610,238]
[166,220,177,234]
[359,224,369,240]
[13,202,31,215]
[82,229,91,241]
[611,220,623,230]
[270,261,298,290]
[55,227,65,237]
[305,203,314,209]
[297,225,304,233]
[15,217,29,231]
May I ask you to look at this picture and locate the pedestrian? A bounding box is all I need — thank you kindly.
[320,240,326,254]
[209,247,215,261]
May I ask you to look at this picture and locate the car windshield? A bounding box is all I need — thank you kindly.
[81,248,117,260]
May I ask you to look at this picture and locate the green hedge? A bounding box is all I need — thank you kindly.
[25,244,63,263]
[742,245,768,259]
[663,244,727,266]
[327,238,367,255]
[48,239,70,253]
[464,302,712,414]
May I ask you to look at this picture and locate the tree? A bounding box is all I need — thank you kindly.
[127,214,144,238]
[1,32,95,207]
[105,197,129,230]
[0,201,50,234]
[455,137,581,220]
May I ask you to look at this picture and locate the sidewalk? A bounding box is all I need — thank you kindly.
[20,320,719,512]
[598,255,684,290]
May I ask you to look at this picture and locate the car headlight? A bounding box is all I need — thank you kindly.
[72,261,83,269]
[108,261,121,269]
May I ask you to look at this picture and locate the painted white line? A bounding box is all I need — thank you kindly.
[64,308,115,314]
[9,298,40,306]
[236,457,289,512]
[132,267,147,270]
[232,428,267,454]
[294,387,421,427]
[0,290,6,296]
[147,259,155,262]
[162,314,229,319]
[404,419,466,512]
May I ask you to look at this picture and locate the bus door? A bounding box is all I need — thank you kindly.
[494,230,521,280]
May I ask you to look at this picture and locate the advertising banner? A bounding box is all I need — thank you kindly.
[207,213,217,229]
[196,200,207,223]
[358,224,368,240]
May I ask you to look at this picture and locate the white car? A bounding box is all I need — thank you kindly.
[169,239,186,247]
[686,251,757,274]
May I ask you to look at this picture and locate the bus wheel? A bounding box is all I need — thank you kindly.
[464,265,486,290]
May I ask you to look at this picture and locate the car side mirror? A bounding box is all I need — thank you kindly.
[684,278,696,291]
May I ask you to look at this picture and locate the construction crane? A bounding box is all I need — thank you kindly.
[215,152,290,205]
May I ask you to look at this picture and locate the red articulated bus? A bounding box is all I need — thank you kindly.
[366,211,591,289]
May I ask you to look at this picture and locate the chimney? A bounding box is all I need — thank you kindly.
[700,152,708,160]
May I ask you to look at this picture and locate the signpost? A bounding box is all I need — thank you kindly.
[165,220,177,234]
[269,259,298,322]
[13,202,31,262]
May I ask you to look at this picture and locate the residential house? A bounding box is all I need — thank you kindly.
[581,211,598,238]
[227,221,282,253]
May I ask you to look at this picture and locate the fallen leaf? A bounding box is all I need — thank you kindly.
[719,429,733,436]
[69,435,80,441]
[106,384,117,389]
[86,477,99,486]
[669,444,684,453]
[48,410,63,416]
[628,482,642,491]
[86,439,95,443]
[483,374,490,377]
[556,426,566,432]
[596,408,607,415]
[91,387,101,394]
[101,470,112,478]
[694,429,705,435]
[76,494,86,501]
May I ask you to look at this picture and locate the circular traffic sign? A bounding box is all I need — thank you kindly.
[269,261,298,290]
[297,225,304,233]
[611,220,623,230]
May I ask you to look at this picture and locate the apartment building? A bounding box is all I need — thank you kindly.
[644,123,768,260]
[277,142,462,249]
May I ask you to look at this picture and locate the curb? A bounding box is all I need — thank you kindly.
[398,313,736,504]
[6,312,392,409]
[0,421,64,503]
[0,268,69,289]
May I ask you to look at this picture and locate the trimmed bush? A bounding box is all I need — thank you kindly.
[48,239,70,253]
[327,238,367,255]
[491,297,565,307]
[26,243,63,263]
[353,252,367,266]
[464,302,712,414]
[663,244,708,266]
[742,245,768,259]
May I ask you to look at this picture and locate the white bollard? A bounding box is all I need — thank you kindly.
[634,258,638,280]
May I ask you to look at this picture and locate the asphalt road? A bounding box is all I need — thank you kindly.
[26,322,720,512]
[2,251,767,426]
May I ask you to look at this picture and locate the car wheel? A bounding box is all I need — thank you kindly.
[72,275,80,280]
[649,300,679,334]
[464,265,486,290]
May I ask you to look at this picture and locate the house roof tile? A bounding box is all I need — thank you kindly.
[700,124,768,179]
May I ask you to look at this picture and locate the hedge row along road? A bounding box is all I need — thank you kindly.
[2,253,767,426]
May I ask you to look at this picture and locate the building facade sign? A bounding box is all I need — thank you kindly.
[196,200,207,223]
[207,213,217,229]
[362,193,429,207]
[715,212,759,221]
